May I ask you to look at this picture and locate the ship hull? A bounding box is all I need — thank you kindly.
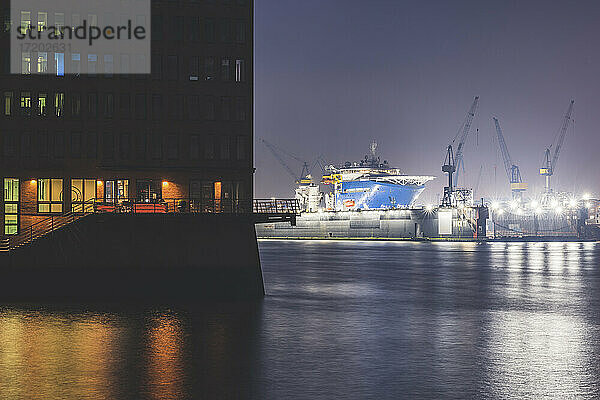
[336,181,426,210]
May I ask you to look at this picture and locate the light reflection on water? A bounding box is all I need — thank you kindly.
[0,241,598,399]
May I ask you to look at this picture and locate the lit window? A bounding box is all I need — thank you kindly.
[20,11,31,35]
[37,178,63,213]
[20,92,31,116]
[37,93,47,116]
[71,179,96,212]
[4,178,19,235]
[55,53,64,76]
[37,52,48,73]
[37,12,47,32]
[3,92,12,116]
[54,13,64,35]
[54,92,64,117]
[71,53,81,75]
[21,52,31,75]
[235,59,245,82]
[105,180,129,203]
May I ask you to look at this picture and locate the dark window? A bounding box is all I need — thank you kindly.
[190,135,200,160]
[204,57,215,80]
[87,93,97,117]
[21,132,31,158]
[135,132,147,160]
[151,132,162,159]
[205,135,215,159]
[205,96,216,120]
[119,94,130,119]
[204,18,215,42]
[187,95,200,120]
[219,19,232,42]
[220,97,231,121]
[189,56,199,78]
[173,16,184,41]
[220,135,230,160]
[236,135,248,160]
[151,15,162,40]
[235,97,248,121]
[235,20,246,43]
[71,132,82,158]
[71,93,81,116]
[168,95,183,120]
[167,134,178,159]
[152,94,163,120]
[86,132,97,159]
[54,132,65,158]
[105,93,114,118]
[119,133,131,160]
[102,132,114,159]
[151,55,162,80]
[135,94,146,119]
[2,132,17,157]
[189,16,200,41]
[38,131,48,157]
[167,56,178,80]
[220,58,231,81]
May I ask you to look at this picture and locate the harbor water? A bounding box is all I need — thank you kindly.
[1,240,600,399]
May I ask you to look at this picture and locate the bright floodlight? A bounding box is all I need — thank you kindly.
[530,200,539,208]
[510,200,519,210]
[569,198,578,208]
[535,207,543,214]
[550,199,559,208]
[555,206,564,214]
[425,204,434,212]
[497,209,505,215]
[491,201,500,210]
[582,193,591,201]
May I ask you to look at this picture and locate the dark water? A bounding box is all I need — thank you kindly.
[1,241,600,399]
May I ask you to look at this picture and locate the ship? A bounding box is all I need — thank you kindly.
[320,141,434,211]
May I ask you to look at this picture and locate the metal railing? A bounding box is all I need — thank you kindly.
[1,198,298,252]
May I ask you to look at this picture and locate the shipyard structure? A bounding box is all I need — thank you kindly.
[0,0,284,299]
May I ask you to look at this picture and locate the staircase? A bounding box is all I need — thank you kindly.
[1,202,95,253]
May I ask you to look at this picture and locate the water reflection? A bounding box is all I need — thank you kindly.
[0,241,599,399]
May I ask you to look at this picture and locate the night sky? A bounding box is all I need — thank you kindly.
[254,0,600,203]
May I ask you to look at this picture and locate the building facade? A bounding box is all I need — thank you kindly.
[0,0,253,235]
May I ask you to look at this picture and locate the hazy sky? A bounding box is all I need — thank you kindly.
[254,0,600,203]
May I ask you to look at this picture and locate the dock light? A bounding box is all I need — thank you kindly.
[97,180,103,186]
[555,206,564,214]
[162,181,169,187]
[425,204,434,212]
[582,193,591,201]
[30,179,36,184]
[497,209,505,215]
[530,200,539,208]
[569,198,578,208]
[550,199,559,208]
[491,201,500,210]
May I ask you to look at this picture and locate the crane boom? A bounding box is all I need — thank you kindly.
[260,138,302,182]
[493,117,514,182]
[453,96,480,180]
[550,100,575,173]
[453,96,480,188]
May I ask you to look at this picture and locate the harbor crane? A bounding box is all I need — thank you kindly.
[540,100,575,196]
[260,138,311,184]
[492,117,527,200]
[442,96,480,207]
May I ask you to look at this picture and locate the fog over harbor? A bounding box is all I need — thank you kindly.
[255,0,600,202]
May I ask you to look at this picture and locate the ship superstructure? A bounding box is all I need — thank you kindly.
[322,142,434,211]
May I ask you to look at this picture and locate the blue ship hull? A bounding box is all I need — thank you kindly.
[336,180,426,210]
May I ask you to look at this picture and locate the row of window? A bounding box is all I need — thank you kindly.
[17,51,247,81]
[3,91,249,121]
[3,177,248,234]
[2,131,249,161]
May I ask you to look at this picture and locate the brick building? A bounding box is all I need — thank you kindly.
[0,0,253,235]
